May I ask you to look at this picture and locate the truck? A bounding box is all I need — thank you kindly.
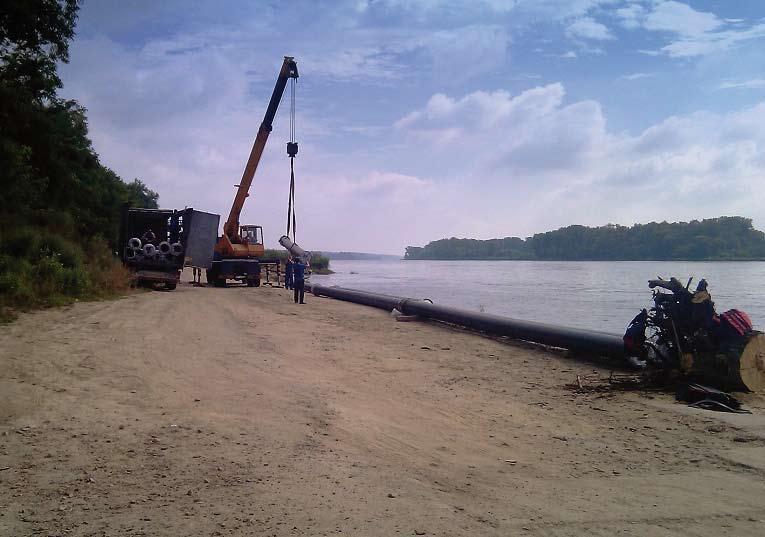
[120,207,219,290]
[205,56,299,287]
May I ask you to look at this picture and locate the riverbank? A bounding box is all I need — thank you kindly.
[1,275,765,536]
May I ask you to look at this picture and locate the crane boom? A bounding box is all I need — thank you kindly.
[223,56,298,239]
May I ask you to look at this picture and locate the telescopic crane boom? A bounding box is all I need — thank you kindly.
[215,56,299,258]
[207,56,298,288]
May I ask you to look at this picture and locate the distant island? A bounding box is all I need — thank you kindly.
[405,217,765,261]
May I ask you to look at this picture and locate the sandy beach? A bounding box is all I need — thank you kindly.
[2,275,765,536]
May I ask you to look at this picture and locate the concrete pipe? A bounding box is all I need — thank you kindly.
[158,241,171,255]
[125,247,137,259]
[142,230,156,243]
[128,237,142,249]
[143,243,157,257]
[170,242,184,256]
[279,235,311,261]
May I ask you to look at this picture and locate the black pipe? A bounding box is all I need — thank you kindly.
[309,283,625,359]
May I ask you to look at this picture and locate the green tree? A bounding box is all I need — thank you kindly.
[126,179,160,209]
[1,1,162,320]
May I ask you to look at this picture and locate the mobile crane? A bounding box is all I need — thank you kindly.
[207,56,299,287]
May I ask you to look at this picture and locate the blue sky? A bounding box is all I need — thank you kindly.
[60,1,765,254]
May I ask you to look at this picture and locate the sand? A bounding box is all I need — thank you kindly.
[1,274,765,536]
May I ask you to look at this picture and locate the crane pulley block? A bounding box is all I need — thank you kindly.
[287,141,298,157]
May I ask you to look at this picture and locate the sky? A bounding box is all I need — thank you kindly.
[59,0,765,255]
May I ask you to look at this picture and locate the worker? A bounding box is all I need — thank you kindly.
[292,258,307,304]
[284,257,294,290]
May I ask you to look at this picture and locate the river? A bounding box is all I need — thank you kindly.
[310,259,765,334]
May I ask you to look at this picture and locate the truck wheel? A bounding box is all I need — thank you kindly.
[165,282,177,291]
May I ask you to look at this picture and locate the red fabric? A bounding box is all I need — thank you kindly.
[720,309,753,336]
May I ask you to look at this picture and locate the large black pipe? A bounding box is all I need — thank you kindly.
[309,284,625,359]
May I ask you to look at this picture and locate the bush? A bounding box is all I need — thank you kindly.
[310,254,330,271]
[0,224,127,322]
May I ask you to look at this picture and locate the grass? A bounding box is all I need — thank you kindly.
[0,222,131,323]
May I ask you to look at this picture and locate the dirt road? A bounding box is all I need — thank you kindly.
[2,277,765,536]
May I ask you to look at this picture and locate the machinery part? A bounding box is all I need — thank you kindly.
[128,237,142,249]
[170,242,184,256]
[143,243,157,257]
[279,235,311,261]
[158,241,171,255]
[309,284,626,358]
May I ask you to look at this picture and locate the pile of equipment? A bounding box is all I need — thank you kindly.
[624,276,764,392]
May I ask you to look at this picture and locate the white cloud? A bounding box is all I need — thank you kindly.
[566,17,615,40]
[643,1,722,36]
[395,87,765,237]
[615,3,645,29]
[719,79,765,90]
[658,23,765,58]
[561,50,578,58]
[619,72,653,80]
[632,1,765,58]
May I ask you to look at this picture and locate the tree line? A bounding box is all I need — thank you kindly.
[405,217,765,261]
[1,1,159,320]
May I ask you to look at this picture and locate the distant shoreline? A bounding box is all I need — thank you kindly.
[404,217,765,262]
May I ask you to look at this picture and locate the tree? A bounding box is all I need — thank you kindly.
[0,0,78,100]
[126,179,160,209]
[406,218,765,261]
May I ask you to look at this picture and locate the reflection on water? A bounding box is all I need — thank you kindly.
[310,259,765,334]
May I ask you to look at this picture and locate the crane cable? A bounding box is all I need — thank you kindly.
[286,77,297,242]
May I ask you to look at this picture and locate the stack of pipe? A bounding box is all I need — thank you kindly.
[125,233,184,264]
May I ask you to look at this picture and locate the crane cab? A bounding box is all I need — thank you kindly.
[240,225,264,256]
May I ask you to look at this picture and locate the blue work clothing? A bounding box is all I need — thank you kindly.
[293,261,307,304]
[293,262,307,281]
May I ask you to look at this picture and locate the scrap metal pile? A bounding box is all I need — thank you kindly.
[623,277,764,392]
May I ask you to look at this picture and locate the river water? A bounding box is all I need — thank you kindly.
[310,259,765,334]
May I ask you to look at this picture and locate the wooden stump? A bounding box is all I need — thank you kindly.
[687,332,765,392]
